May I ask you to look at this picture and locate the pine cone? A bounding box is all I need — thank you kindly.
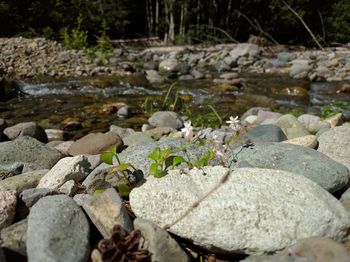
[98,225,150,262]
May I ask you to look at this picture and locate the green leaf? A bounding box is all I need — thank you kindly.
[100,151,115,165]
[194,159,205,168]
[148,147,161,161]
[150,163,160,177]
[161,148,172,160]
[93,189,105,196]
[172,156,186,167]
[117,163,131,172]
[117,183,131,197]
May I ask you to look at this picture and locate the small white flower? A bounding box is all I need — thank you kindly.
[181,120,193,138]
[214,149,224,158]
[226,116,241,132]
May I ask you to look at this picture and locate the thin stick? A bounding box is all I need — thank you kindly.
[280,0,323,49]
[163,170,232,230]
[237,11,280,46]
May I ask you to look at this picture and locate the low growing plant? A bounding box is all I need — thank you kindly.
[321,101,350,119]
[100,146,141,197]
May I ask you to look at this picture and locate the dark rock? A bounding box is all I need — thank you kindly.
[0,136,63,172]
[229,142,350,193]
[0,218,27,256]
[20,188,60,208]
[242,124,287,143]
[143,61,159,70]
[0,78,24,102]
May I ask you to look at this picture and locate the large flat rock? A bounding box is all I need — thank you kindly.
[130,166,350,255]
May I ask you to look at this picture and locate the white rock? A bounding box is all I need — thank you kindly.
[58,180,77,196]
[130,166,350,255]
[318,124,350,170]
[37,155,90,189]
[282,135,318,148]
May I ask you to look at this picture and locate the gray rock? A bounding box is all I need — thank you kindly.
[159,59,180,73]
[54,141,74,155]
[0,163,24,179]
[117,106,130,118]
[178,74,194,81]
[144,126,174,140]
[82,163,120,193]
[148,111,184,129]
[318,125,350,171]
[297,114,330,134]
[20,188,60,208]
[45,129,65,141]
[229,43,260,59]
[134,218,190,262]
[145,70,165,84]
[37,155,91,190]
[0,218,27,256]
[0,190,17,230]
[4,122,48,143]
[241,107,271,122]
[123,132,154,146]
[190,69,204,79]
[0,136,63,172]
[109,125,135,138]
[0,169,48,193]
[242,124,287,143]
[119,138,220,176]
[274,114,310,139]
[143,61,159,70]
[256,110,281,125]
[27,195,90,262]
[58,180,77,196]
[81,188,132,238]
[68,132,123,156]
[277,52,297,63]
[223,56,237,67]
[213,61,231,72]
[219,72,239,80]
[340,188,350,214]
[289,63,313,79]
[130,166,350,255]
[229,142,350,193]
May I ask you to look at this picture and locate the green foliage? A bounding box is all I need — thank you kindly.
[327,0,350,42]
[100,146,138,197]
[60,16,88,50]
[321,101,350,119]
[148,147,186,178]
[287,108,304,117]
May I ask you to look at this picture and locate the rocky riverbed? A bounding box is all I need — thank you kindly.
[1,37,350,82]
[0,107,350,261]
[0,37,350,261]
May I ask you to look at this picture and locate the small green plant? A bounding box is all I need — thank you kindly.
[100,146,140,197]
[321,101,350,119]
[60,15,88,50]
[148,147,186,178]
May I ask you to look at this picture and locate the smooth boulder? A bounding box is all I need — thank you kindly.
[27,195,90,262]
[229,142,349,193]
[130,166,350,255]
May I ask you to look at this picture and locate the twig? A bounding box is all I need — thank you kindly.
[317,9,326,41]
[280,0,323,49]
[163,170,232,230]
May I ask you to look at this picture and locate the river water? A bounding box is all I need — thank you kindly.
[0,74,349,139]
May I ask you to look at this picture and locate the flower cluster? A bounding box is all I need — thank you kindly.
[226,116,241,133]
